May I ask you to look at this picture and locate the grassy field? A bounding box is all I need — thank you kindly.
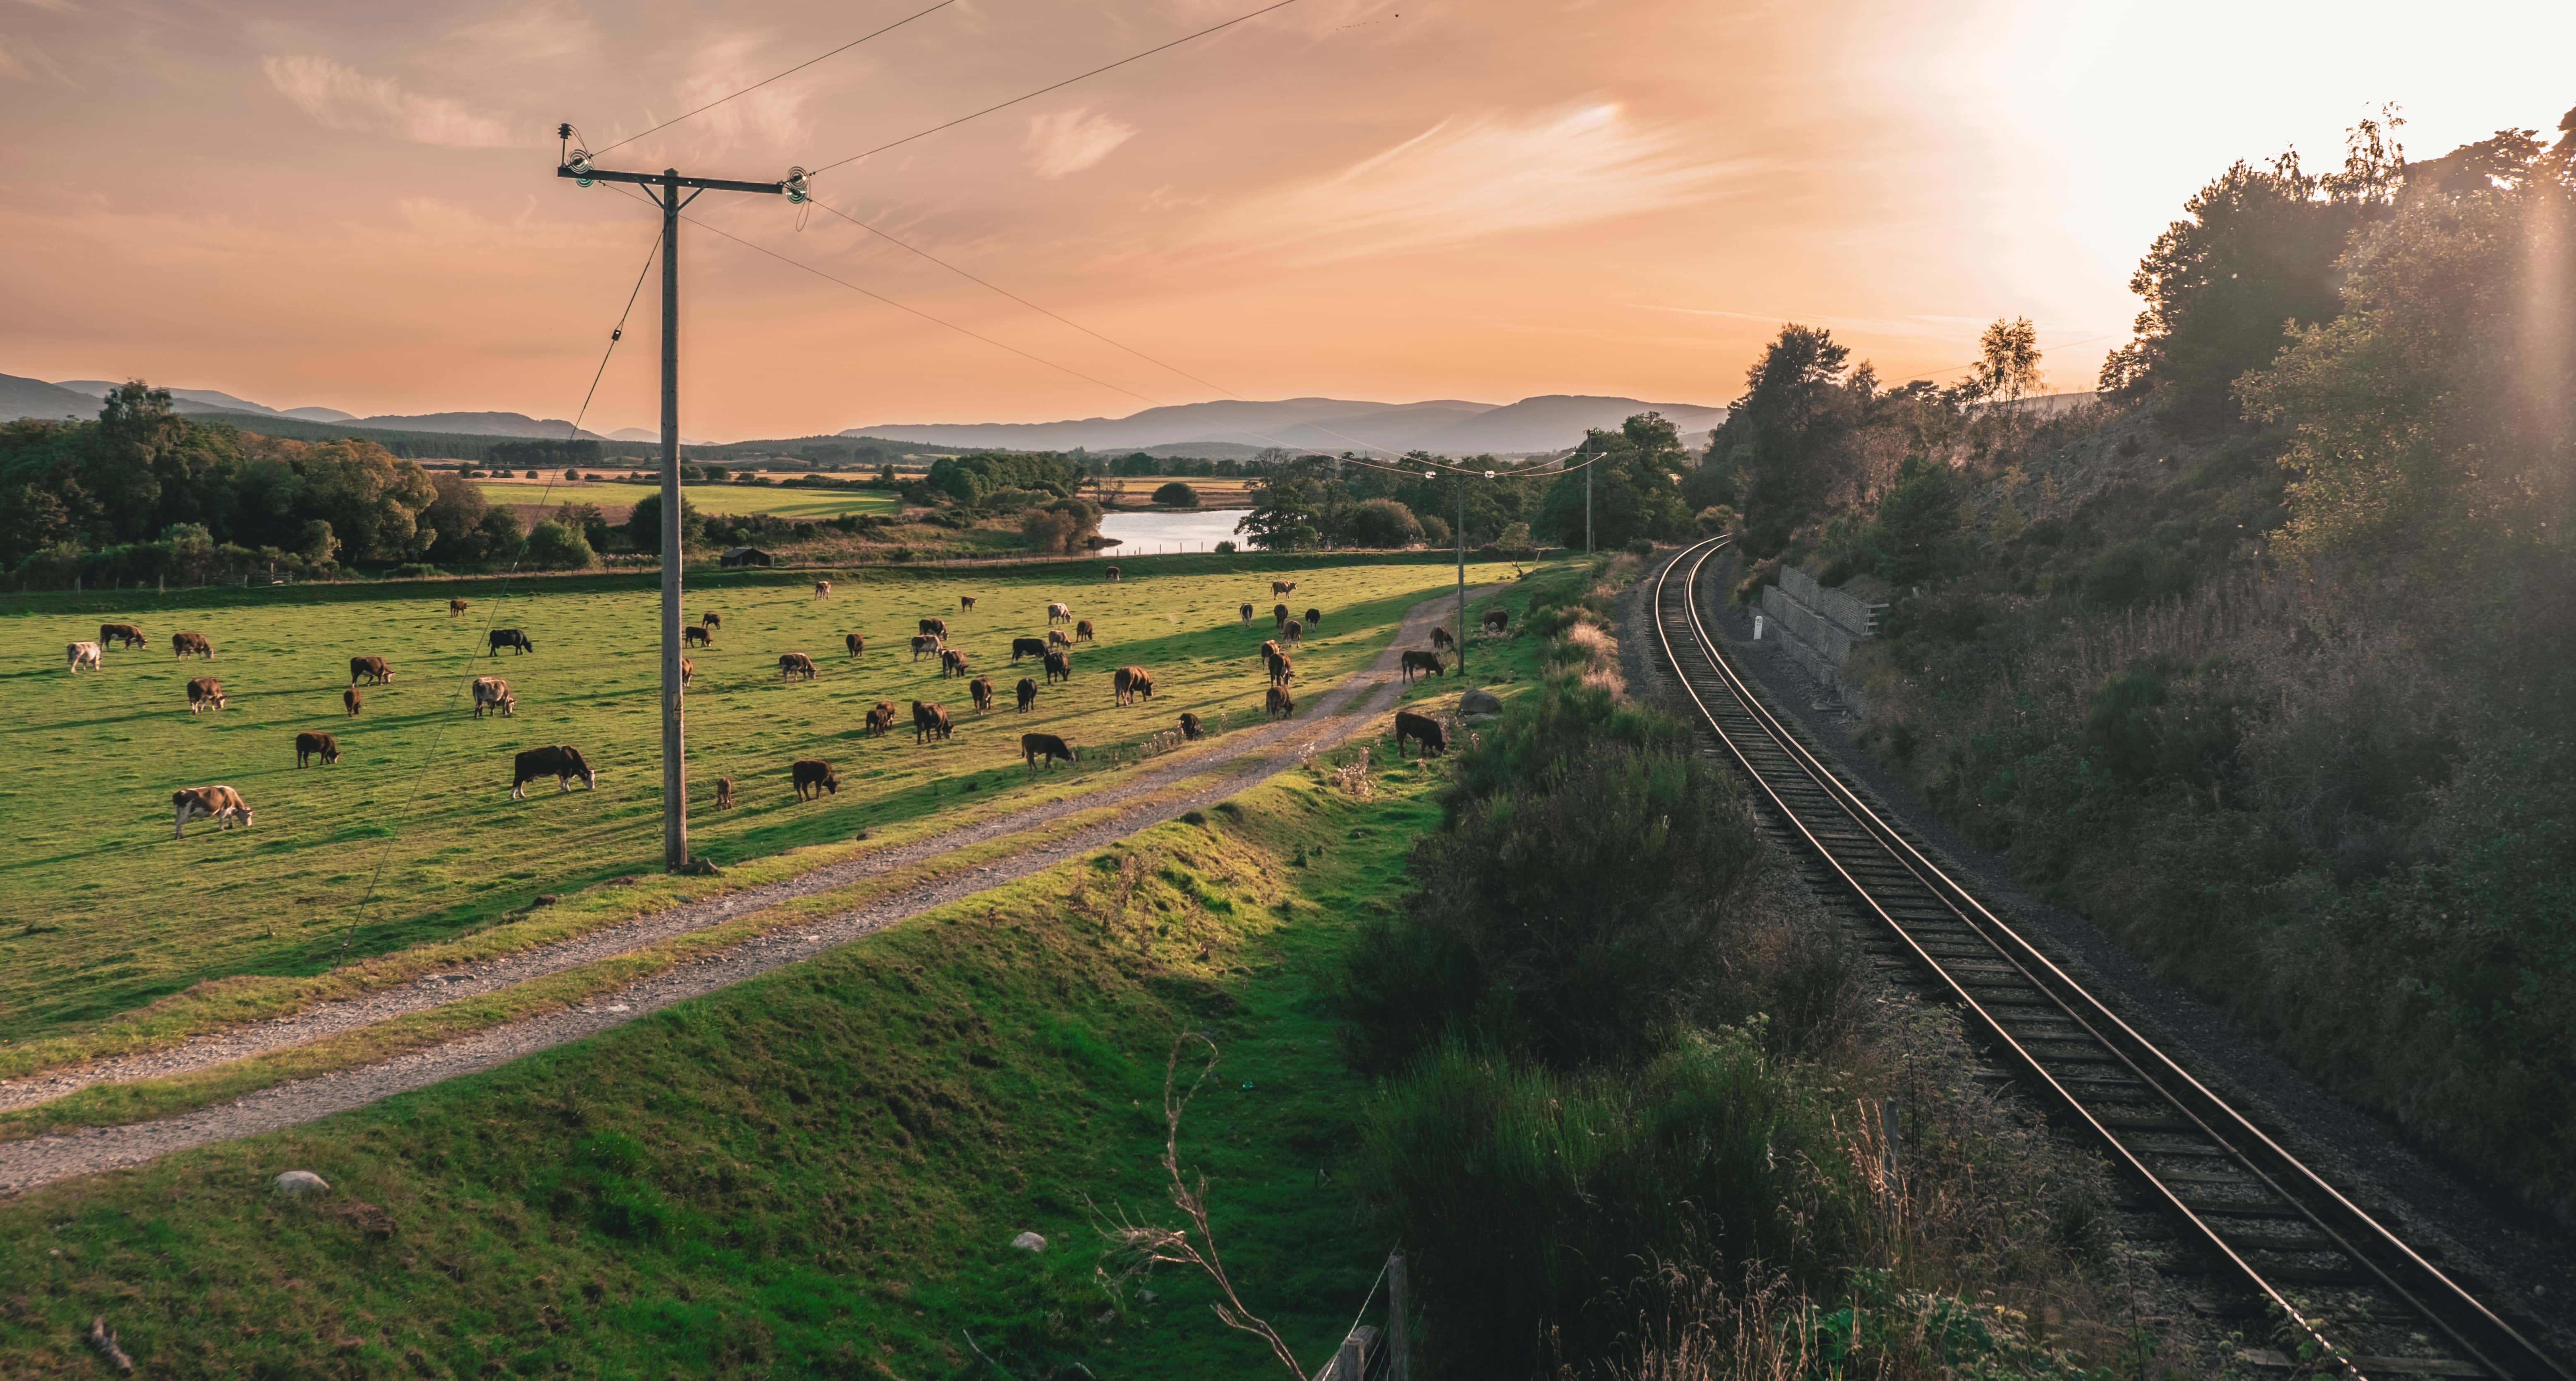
[474,478,901,520]
[0,556,1525,1054]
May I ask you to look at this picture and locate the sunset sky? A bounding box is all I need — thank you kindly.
[4,0,2572,442]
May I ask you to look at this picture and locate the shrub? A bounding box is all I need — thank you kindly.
[1213,540,1237,554]
[1344,497,1424,548]
[1150,481,1198,507]
[1627,536,1656,557]
[522,519,597,571]
[1021,497,1104,554]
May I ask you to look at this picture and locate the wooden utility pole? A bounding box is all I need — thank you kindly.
[556,132,802,871]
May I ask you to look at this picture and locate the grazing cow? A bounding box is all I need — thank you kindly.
[1283,619,1304,646]
[960,595,977,611]
[172,785,252,839]
[813,580,831,599]
[67,641,103,672]
[349,656,394,685]
[1271,580,1297,597]
[1103,565,1120,582]
[1305,607,1322,630]
[1266,685,1295,720]
[1113,665,1154,705]
[911,700,953,743]
[1239,602,1254,625]
[681,656,696,687]
[1047,628,1072,650]
[791,758,840,801]
[1394,709,1448,758]
[702,612,722,630]
[1259,638,1283,665]
[489,628,535,656]
[1273,603,1289,629]
[185,677,226,713]
[344,687,362,718]
[715,776,734,810]
[295,730,339,767]
[1430,626,1456,652]
[1022,732,1076,770]
[1270,656,1295,688]
[940,648,970,679]
[919,617,948,638]
[1179,712,1204,741]
[1400,650,1446,683]
[1482,609,1510,634]
[1016,677,1038,712]
[864,701,898,737]
[1074,619,1095,643]
[1044,650,1073,685]
[100,622,147,650]
[845,632,867,658]
[778,651,819,680]
[172,631,214,659]
[450,598,469,618]
[969,675,994,714]
[910,634,942,661]
[1011,636,1049,661]
[510,745,598,799]
[684,624,713,647]
[472,676,515,718]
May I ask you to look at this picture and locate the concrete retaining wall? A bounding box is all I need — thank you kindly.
[1757,565,1885,714]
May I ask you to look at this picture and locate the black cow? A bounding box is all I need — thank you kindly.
[1179,712,1204,741]
[684,625,713,647]
[1394,709,1447,758]
[1400,650,1446,683]
[1011,636,1049,661]
[1043,650,1073,685]
[920,617,949,638]
[1430,626,1456,652]
[1482,609,1510,634]
[1022,733,1076,770]
[970,675,994,714]
[489,628,535,656]
[912,700,953,743]
[511,745,598,799]
[792,758,840,801]
[295,730,339,767]
[1238,602,1254,625]
[845,632,867,658]
[1016,677,1038,711]
[1305,607,1322,629]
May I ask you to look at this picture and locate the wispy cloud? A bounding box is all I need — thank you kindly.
[261,53,523,149]
[1206,103,1743,263]
[0,41,24,79]
[1025,108,1137,179]
[660,32,810,149]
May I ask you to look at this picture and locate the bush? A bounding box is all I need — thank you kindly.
[522,519,597,571]
[1150,481,1198,507]
[1344,496,1424,548]
[1213,540,1237,555]
[1627,536,1656,557]
[1420,513,1452,547]
[1021,497,1104,554]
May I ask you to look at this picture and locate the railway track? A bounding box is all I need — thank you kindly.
[1649,537,2569,1381]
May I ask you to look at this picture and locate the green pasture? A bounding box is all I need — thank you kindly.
[0,557,1525,1048]
[474,480,900,519]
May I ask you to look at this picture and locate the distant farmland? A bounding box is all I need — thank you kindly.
[474,477,901,524]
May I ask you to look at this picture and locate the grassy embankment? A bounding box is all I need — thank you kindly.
[0,556,1523,1073]
[0,574,1569,1379]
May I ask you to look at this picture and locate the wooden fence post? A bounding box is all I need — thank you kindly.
[1387,1249,1411,1381]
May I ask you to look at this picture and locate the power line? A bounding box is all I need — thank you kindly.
[807,0,1307,176]
[590,0,958,158]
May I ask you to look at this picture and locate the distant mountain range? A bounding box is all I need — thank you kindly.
[2,374,605,439]
[845,394,1731,458]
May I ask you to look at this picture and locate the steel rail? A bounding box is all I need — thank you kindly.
[1647,535,2569,1381]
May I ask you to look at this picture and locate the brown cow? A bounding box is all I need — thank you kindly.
[910,634,942,661]
[813,580,831,599]
[185,677,226,713]
[1103,565,1120,582]
[1394,709,1447,757]
[919,617,948,638]
[472,675,515,717]
[172,784,252,839]
[681,656,696,687]
[1482,609,1510,634]
[779,652,818,680]
[1270,655,1294,687]
[511,745,599,799]
[911,700,953,743]
[864,701,898,737]
[1179,712,1204,741]
[344,686,362,718]
[715,776,735,810]
[100,622,147,650]
[295,730,339,767]
[1074,619,1095,643]
[791,758,840,801]
[1047,628,1072,650]
[1305,607,1322,629]
[1400,650,1447,683]
[1271,579,1297,597]
[449,598,469,617]
[67,641,103,672]
[960,595,977,611]
[1022,732,1076,770]
[1047,601,1074,624]
[1430,626,1456,652]
[845,632,867,658]
[684,624,713,647]
[1266,685,1295,720]
[1273,603,1289,629]
[1016,677,1038,712]
[1258,638,1282,667]
[969,675,994,714]
[1112,665,1154,705]
[349,656,393,685]
[1239,602,1254,625]
[702,612,722,630]
[940,648,970,679]
[1044,650,1073,685]
[1283,619,1303,646]
[172,631,214,659]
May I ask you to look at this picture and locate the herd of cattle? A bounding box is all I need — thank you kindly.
[68,570,1481,842]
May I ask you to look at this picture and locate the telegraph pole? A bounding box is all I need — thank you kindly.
[556,130,804,872]
[1454,474,1467,679]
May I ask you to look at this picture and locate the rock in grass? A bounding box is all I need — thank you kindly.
[1010,1231,1046,1253]
[272,1170,330,1196]
[1459,687,1502,718]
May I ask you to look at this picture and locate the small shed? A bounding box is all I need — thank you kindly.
[720,547,776,568]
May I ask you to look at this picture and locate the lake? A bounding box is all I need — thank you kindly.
[1095,509,1252,552]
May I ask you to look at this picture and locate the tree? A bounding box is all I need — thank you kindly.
[1151,481,1199,507]
[1238,465,1331,550]
[1343,497,1423,548]
[624,492,700,554]
[476,508,525,562]
[1702,327,1878,552]
[421,472,491,564]
[1021,497,1104,554]
[1860,456,1965,584]
[521,518,597,571]
[1536,415,1693,552]
[1968,317,2044,406]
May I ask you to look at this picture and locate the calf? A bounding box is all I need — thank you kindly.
[472,675,515,718]
[1400,650,1446,683]
[1113,665,1154,705]
[295,730,339,767]
[1283,619,1303,646]
[959,595,977,611]
[970,675,995,714]
[684,624,713,647]
[1022,732,1076,770]
[344,686,363,717]
[349,655,394,685]
[186,676,227,713]
[910,634,942,661]
[489,628,535,656]
[67,641,103,672]
[1430,626,1456,652]
[449,598,469,617]
[1074,619,1095,643]
[940,648,970,679]
[1047,628,1072,650]
[1179,711,1204,741]
[1274,603,1289,629]
[813,580,831,599]
[1239,602,1254,625]
[1266,685,1295,720]
[100,622,147,650]
[1305,607,1322,629]
[1011,636,1050,661]
[919,616,948,638]
[779,651,819,680]
[864,701,898,737]
[791,758,840,801]
[845,632,867,658]
[1103,565,1120,582]
[172,631,214,659]
[1394,709,1447,758]
[510,745,599,799]
[1047,601,1073,624]
[702,612,722,630]
[172,784,252,839]
[911,700,953,743]
[1270,655,1294,687]
[1044,650,1073,685]
[715,776,734,810]
[1482,609,1510,634]
[1016,677,1038,712]
[1271,580,1296,597]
